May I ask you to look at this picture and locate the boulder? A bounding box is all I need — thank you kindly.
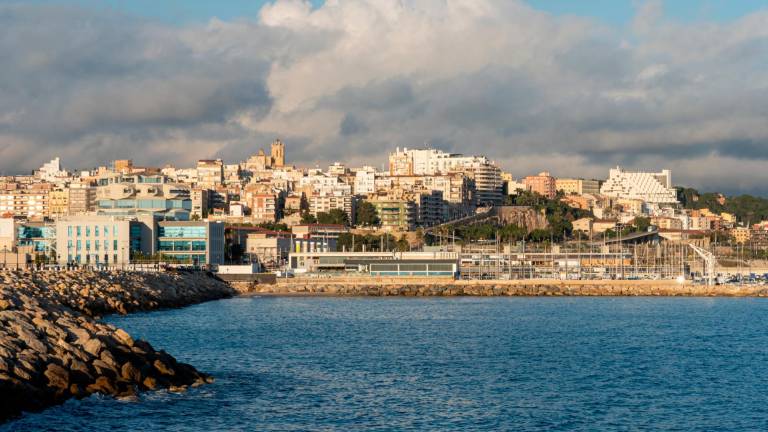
[44,363,69,390]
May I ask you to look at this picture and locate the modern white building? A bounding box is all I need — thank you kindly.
[36,157,68,182]
[353,166,377,195]
[600,167,678,205]
[55,215,138,266]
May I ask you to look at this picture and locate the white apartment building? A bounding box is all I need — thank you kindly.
[353,166,377,195]
[388,148,502,206]
[600,167,678,205]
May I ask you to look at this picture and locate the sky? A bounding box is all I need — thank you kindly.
[2,0,768,194]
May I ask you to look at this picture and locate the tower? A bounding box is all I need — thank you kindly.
[270,139,285,168]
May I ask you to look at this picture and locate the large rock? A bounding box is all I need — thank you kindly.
[0,269,229,424]
[44,364,69,390]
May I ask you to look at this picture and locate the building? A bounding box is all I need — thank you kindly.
[196,159,224,187]
[732,227,751,244]
[36,157,67,182]
[68,185,97,215]
[353,166,377,195]
[95,174,191,220]
[502,172,529,195]
[309,190,355,224]
[555,178,601,195]
[651,216,684,230]
[369,197,417,231]
[0,218,16,251]
[114,160,133,173]
[246,231,334,270]
[48,189,70,218]
[288,250,458,276]
[244,139,286,172]
[387,148,502,206]
[523,172,557,199]
[191,188,209,219]
[156,221,225,265]
[0,188,49,219]
[55,215,138,266]
[292,224,349,240]
[248,193,278,223]
[600,167,678,204]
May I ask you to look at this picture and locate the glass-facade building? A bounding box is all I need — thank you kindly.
[17,224,55,253]
[156,221,224,265]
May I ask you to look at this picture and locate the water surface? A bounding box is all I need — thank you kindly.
[5,296,768,431]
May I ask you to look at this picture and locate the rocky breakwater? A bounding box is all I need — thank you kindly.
[0,270,235,423]
[260,278,768,297]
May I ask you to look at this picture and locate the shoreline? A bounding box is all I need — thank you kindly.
[0,269,234,424]
[244,278,768,297]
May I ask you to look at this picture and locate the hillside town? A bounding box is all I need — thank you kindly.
[0,140,762,282]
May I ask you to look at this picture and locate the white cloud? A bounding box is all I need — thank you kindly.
[1,1,768,193]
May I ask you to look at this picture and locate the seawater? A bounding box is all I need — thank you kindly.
[5,296,768,431]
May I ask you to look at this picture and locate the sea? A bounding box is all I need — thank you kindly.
[4,296,768,431]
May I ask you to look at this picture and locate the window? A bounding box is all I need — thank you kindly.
[113,254,118,263]
[76,240,81,250]
[95,241,100,251]
[67,226,72,237]
[95,226,99,237]
[113,225,118,236]
[113,240,118,250]
[86,226,90,237]
[76,226,81,237]
[85,240,91,251]
[104,240,109,251]
[104,226,109,236]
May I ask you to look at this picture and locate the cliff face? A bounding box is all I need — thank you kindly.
[0,270,235,423]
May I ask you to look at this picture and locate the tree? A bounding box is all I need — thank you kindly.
[301,212,317,224]
[191,214,201,221]
[257,222,289,232]
[355,201,380,227]
[317,209,350,226]
[633,216,651,232]
[396,236,410,252]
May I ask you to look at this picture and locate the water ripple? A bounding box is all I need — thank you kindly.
[4,297,768,431]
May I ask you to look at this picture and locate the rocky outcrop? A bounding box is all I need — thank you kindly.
[257,278,768,297]
[0,270,234,423]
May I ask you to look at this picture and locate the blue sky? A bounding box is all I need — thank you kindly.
[21,0,768,25]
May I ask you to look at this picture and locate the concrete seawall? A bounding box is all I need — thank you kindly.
[252,278,768,297]
[0,270,235,423]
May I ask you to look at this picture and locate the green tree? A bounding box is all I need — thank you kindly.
[355,201,380,227]
[396,236,410,252]
[300,212,317,224]
[317,209,350,226]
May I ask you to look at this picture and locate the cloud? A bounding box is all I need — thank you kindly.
[1,0,768,194]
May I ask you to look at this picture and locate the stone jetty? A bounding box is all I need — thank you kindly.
[0,270,234,423]
[255,277,768,297]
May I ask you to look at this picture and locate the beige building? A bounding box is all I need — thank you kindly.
[0,188,50,219]
[197,159,224,187]
[48,189,70,218]
[732,227,751,244]
[555,178,601,195]
[68,185,97,215]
